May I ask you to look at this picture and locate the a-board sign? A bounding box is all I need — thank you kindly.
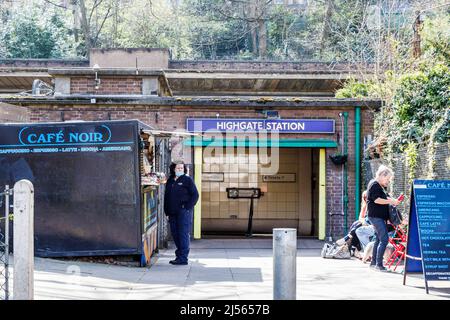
[403,180,450,294]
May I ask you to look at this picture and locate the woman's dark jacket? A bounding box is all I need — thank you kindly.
[164,174,199,216]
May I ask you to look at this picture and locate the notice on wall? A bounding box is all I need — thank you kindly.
[202,173,224,182]
[404,180,450,293]
[262,173,296,182]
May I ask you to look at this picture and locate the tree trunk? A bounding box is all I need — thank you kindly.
[79,0,91,55]
[248,1,258,57]
[251,23,258,57]
[258,18,267,59]
[71,0,79,43]
[320,0,334,58]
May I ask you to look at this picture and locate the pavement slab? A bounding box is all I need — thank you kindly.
[4,238,449,300]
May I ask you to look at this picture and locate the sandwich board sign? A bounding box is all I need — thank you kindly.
[403,180,450,294]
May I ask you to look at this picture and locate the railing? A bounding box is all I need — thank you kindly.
[0,185,12,300]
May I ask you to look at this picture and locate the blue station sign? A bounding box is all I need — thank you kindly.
[186,118,335,134]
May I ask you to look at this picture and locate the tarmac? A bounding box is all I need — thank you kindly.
[4,238,450,300]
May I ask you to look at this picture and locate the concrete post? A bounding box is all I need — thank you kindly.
[273,228,297,300]
[13,180,34,300]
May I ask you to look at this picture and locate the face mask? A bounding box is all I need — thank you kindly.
[175,171,184,177]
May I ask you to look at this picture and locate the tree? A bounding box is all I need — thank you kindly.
[42,0,116,56]
[335,6,450,154]
[183,0,274,59]
[0,2,77,58]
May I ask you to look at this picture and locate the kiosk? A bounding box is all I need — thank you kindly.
[0,120,172,266]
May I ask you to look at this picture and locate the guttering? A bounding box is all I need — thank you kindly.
[343,112,349,234]
[355,107,362,220]
[48,68,166,76]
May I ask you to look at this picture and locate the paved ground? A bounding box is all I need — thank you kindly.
[5,238,450,300]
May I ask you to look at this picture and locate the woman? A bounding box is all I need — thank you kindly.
[164,160,199,265]
[355,191,375,253]
[358,191,368,223]
[366,165,400,271]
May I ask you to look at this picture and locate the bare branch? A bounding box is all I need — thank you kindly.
[43,0,69,9]
[93,5,112,44]
[89,0,105,24]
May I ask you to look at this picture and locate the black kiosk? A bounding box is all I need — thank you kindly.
[0,120,170,266]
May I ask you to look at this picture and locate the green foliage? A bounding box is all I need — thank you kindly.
[0,0,447,63]
[336,7,450,157]
[0,0,439,61]
[403,141,418,184]
[421,10,450,64]
[335,79,372,98]
[0,4,77,58]
[340,63,449,152]
[392,64,450,146]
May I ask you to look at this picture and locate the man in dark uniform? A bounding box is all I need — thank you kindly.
[164,160,199,265]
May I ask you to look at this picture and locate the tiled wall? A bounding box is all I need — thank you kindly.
[201,147,313,233]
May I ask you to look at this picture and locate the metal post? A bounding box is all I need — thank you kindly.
[343,112,348,234]
[245,198,254,237]
[355,107,361,222]
[273,228,297,300]
[13,180,34,300]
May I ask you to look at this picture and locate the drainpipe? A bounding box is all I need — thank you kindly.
[343,112,348,234]
[355,107,361,221]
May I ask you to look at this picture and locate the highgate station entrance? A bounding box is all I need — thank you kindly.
[200,146,321,236]
[0,49,382,246]
[185,118,338,237]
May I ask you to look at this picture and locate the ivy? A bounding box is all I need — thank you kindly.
[403,142,418,185]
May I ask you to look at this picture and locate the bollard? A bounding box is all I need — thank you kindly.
[273,228,297,300]
[13,180,34,300]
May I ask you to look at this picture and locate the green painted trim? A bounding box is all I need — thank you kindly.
[319,148,326,240]
[193,147,202,239]
[185,138,337,148]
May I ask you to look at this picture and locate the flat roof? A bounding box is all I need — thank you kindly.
[0,95,382,109]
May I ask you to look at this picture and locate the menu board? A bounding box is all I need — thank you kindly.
[404,180,450,293]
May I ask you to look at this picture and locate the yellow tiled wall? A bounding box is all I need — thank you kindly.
[201,148,312,223]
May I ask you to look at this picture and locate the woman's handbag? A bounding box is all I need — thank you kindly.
[388,205,402,226]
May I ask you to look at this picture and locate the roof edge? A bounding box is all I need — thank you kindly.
[0,95,383,109]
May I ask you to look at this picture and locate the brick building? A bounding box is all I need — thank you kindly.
[0,48,381,241]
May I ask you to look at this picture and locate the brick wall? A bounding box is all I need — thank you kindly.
[27,104,375,237]
[0,103,29,123]
[365,141,450,221]
[70,77,143,95]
